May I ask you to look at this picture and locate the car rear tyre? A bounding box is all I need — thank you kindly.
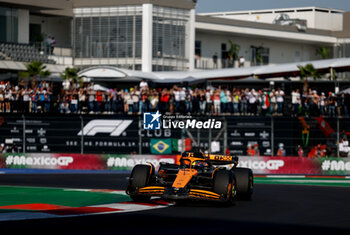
[128,164,152,202]
[234,168,253,200]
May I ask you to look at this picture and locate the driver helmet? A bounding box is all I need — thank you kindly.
[193,151,203,158]
[192,161,208,169]
[180,158,191,168]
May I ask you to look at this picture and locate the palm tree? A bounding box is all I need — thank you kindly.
[250,45,264,66]
[297,63,321,92]
[316,46,331,59]
[61,67,82,88]
[227,40,240,67]
[20,61,51,88]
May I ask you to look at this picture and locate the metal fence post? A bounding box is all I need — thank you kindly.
[271,116,274,156]
[181,128,185,153]
[337,117,340,157]
[139,116,142,154]
[208,125,212,154]
[197,128,200,148]
[22,115,25,153]
[80,116,84,154]
[223,119,227,153]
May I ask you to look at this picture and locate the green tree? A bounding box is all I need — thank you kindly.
[297,63,321,92]
[61,67,82,88]
[19,61,51,88]
[316,46,331,59]
[228,40,240,67]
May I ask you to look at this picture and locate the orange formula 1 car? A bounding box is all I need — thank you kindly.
[126,151,253,203]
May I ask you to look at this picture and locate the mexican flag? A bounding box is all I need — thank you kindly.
[262,93,270,109]
[172,138,192,153]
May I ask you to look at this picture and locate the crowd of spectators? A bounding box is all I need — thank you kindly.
[291,88,349,118]
[0,79,349,117]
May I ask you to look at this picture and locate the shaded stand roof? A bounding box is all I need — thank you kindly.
[78,58,350,84]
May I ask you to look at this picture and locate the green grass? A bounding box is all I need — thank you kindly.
[0,186,130,210]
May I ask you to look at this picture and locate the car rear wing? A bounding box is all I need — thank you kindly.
[203,154,239,166]
[181,152,239,166]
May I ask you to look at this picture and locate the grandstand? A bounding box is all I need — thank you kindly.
[0,0,349,158]
[0,42,56,64]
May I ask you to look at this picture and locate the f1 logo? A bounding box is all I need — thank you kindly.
[78,120,133,136]
[143,111,161,130]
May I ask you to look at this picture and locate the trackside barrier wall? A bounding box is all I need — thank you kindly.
[1,154,350,175]
[0,154,177,171]
[0,114,349,157]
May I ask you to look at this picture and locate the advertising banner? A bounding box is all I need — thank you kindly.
[1,153,350,175]
[0,153,177,171]
[0,115,182,154]
[1,114,348,157]
[226,117,272,156]
[237,156,350,175]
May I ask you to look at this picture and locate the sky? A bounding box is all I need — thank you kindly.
[196,0,350,13]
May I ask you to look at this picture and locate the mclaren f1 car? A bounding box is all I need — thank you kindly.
[126,151,253,203]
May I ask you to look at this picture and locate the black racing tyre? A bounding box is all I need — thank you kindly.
[212,170,235,202]
[128,164,152,202]
[234,167,253,200]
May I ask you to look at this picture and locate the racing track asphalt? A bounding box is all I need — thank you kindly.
[1,173,350,235]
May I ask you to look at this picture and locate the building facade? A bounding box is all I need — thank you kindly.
[199,7,344,31]
[71,1,195,71]
[1,1,350,73]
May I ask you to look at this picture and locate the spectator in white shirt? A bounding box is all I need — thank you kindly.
[276,88,285,115]
[205,89,212,114]
[0,81,5,90]
[22,88,31,113]
[248,89,257,115]
[291,89,301,116]
[269,89,276,115]
[179,87,186,113]
[319,92,326,116]
[173,87,181,113]
[131,87,140,114]
[139,79,148,92]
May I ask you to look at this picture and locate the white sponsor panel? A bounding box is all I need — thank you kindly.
[230,150,244,154]
[262,141,270,147]
[5,155,74,168]
[107,156,175,168]
[259,131,270,139]
[238,159,284,171]
[244,132,256,137]
[230,130,241,137]
[230,141,243,146]
[321,160,350,171]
